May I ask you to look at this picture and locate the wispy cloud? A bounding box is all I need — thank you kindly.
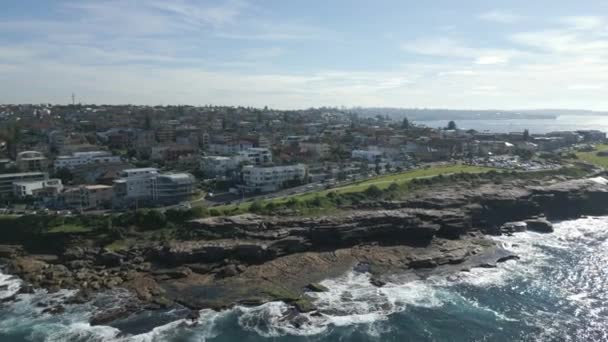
[402,37,519,65]
[479,10,522,24]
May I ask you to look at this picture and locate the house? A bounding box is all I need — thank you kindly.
[299,142,331,158]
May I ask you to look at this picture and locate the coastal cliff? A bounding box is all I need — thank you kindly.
[2,174,608,325]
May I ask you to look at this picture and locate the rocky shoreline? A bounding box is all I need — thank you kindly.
[2,175,608,327]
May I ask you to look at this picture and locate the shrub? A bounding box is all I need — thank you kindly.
[249,200,264,213]
[364,185,383,198]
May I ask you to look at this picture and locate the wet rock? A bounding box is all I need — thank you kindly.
[152,267,192,279]
[186,310,200,321]
[525,218,554,233]
[500,221,527,234]
[306,283,329,292]
[90,307,132,326]
[293,296,316,313]
[370,278,386,287]
[42,305,65,315]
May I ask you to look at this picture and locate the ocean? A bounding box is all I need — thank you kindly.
[416,115,608,134]
[2,216,608,341]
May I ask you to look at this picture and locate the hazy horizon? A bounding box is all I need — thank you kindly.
[1,1,607,111]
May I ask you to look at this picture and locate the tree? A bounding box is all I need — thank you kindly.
[401,117,410,129]
[53,167,73,184]
[144,114,152,130]
[0,122,22,159]
[523,129,530,141]
[446,121,457,130]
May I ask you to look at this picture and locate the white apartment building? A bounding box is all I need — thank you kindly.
[54,151,121,170]
[201,148,272,177]
[16,151,47,172]
[200,156,239,177]
[0,172,48,198]
[242,164,307,193]
[351,149,383,162]
[237,147,272,165]
[113,168,195,206]
[13,179,63,198]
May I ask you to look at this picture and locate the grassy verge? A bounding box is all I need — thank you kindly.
[575,144,608,168]
[47,224,92,234]
[215,165,495,214]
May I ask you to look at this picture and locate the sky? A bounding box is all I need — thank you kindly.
[1,0,608,110]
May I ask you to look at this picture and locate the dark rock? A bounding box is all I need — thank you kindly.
[42,305,65,315]
[90,307,133,326]
[152,267,192,279]
[186,310,200,321]
[500,221,527,234]
[98,251,124,267]
[0,245,24,258]
[525,218,554,233]
[218,264,239,278]
[370,278,386,287]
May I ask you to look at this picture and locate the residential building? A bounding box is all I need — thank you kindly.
[54,151,121,170]
[351,149,383,162]
[113,168,195,206]
[16,151,47,172]
[200,156,239,177]
[13,179,63,198]
[237,147,272,165]
[63,185,113,210]
[577,130,606,142]
[0,172,48,198]
[299,142,331,158]
[153,174,196,204]
[242,164,307,193]
[208,141,254,155]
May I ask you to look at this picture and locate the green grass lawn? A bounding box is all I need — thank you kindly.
[576,144,608,168]
[47,224,92,234]
[218,164,495,213]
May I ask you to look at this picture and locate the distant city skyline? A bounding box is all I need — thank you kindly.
[1,0,607,110]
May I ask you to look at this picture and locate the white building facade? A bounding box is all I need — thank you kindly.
[242,164,307,193]
[112,168,195,206]
[54,151,121,170]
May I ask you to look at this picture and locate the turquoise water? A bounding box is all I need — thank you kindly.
[2,217,608,341]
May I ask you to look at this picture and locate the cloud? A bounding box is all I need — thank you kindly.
[561,16,605,30]
[475,55,510,65]
[567,84,605,91]
[402,38,518,65]
[479,10,521,24]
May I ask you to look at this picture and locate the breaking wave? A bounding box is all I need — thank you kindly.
[2,216,608,341]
